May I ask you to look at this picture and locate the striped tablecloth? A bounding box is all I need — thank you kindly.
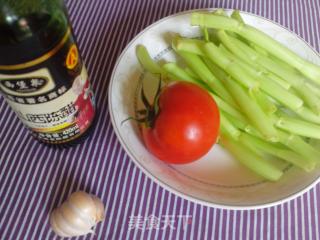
[1,0,320,239]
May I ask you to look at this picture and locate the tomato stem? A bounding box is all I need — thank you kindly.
[138,78,163,128]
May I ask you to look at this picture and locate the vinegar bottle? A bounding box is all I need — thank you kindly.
[0,0,96,145]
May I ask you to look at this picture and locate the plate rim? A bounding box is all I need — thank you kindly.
[108,8,320,210]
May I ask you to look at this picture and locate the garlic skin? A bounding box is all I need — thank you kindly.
[50,191,105,238]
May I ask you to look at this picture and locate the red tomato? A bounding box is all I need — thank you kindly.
[141,81,220,164]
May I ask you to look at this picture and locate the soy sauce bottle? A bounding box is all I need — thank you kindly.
[0,0,96,145]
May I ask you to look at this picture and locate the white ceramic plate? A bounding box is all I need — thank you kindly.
[108,9,320,209]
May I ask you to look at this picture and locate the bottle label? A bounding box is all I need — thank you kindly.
[0,36,95,144]
[0,66,95,143]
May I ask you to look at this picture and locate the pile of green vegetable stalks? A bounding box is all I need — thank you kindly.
[136,9,320,181]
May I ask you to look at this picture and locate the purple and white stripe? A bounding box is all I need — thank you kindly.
[1,0,320,239]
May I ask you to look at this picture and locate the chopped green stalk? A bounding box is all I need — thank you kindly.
[217,44,300,109]
[295,106,320,124]
[221,112,262,155]
[218,32,310,111]
[176,50,215,83]
[222,76,278,141]
[176,50,236,105]
[278,130,320,163]
[218,33,290,90]
[208,30,221,45]
[223,111,247,129]
[218,44,298,110]
[167,73,178,81]
[228,112,320,164]
[203,57,273,116]
[310,139,320,149]
[205,56,277,141]
[229,11,252,44]
[270,91,320,126]
[228,34,320,114]
[218,43,290,90]
[136,45,164,74]
[225,112,264,138]
[177,38,257,90]
[257,76,302,110]
[184,67,199,79]
[267,73,291,90]
[275,117,320,139]
[204,42,303,110]
[162,63,198,82]
[230,36,320,113]
[231,10,244,23]
[244,125,264,137]
[220,112,241,140]
[213,9,228,16]
[229,111,320,163]
[240,133,316,171]
[210,93,247,122]
[293,85,320,114]
[231,36,298,82]
[203,42,258,88]
[217,30,254,67]
[202,57,228,81]
[193,13,239,29]
[161,63,220,96]
[191,13,320,85]
[220,134,283,181]
[306,83,320,98]
[202,27,209,41]
[250,43,269,56]
[249,89,277,115]
[212,9,242,39]
[219,39,256,72]
[175,37,205,56]
[227,111,320,164]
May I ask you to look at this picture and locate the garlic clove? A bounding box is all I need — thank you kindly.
[68,191,97,219]
[91,195,105,222]
[50,191,105,238]
[60,202,93,231]
[53,207,91,237]
[50,210,72,238]
[66,199,96,227]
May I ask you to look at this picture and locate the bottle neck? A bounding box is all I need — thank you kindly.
[0,0,68,66]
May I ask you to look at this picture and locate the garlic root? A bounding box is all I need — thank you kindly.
[50,191,105,238]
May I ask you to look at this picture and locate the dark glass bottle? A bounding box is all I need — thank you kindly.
[0,0,96,146]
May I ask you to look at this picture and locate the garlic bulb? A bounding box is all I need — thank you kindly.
[50,191,105,238]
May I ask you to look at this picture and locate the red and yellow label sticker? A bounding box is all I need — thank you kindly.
[66,44,79,70]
